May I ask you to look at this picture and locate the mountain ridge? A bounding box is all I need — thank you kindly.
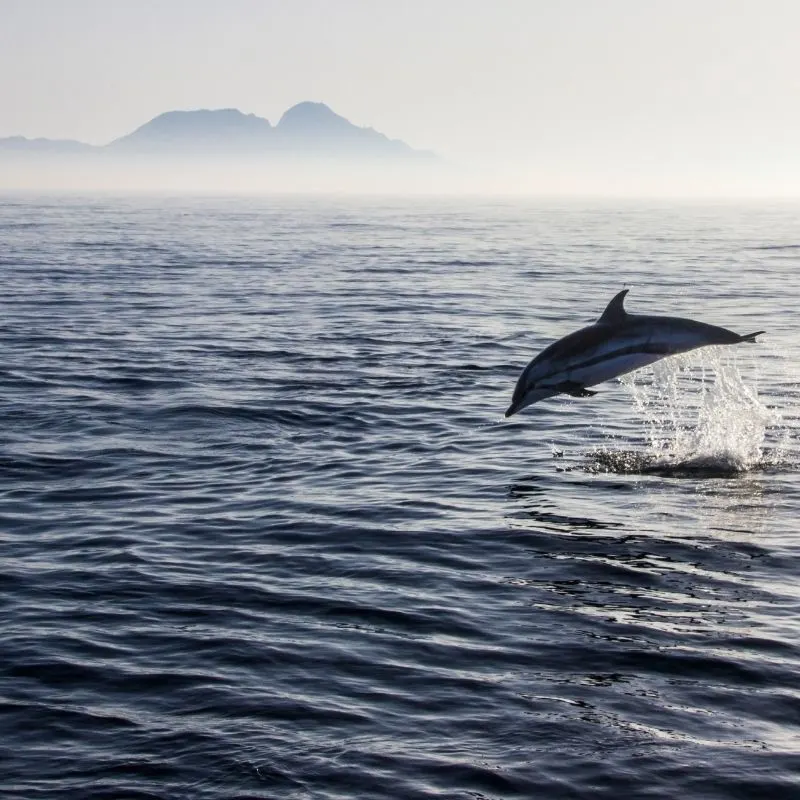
[1,102,433,160]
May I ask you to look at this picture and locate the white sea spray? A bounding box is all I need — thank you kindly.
[619,348,783,472]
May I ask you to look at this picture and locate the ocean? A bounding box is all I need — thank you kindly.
[1,194,799,799]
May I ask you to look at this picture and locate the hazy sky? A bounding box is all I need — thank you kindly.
[3,0,800,194]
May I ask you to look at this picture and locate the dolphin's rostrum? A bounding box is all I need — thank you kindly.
[506,289,764,417]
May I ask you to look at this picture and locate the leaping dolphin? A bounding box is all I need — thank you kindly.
[505,289,764,417]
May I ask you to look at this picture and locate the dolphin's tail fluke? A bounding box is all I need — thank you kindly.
[738,330,765,343]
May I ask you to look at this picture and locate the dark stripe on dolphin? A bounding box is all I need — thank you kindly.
[533,342,674,385]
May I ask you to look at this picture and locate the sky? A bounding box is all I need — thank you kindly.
[2,0,800,195]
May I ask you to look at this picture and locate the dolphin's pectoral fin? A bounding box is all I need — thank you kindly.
[557,381,598,398]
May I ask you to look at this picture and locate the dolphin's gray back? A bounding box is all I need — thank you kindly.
[623,313,746,347]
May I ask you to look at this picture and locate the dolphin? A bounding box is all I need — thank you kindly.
[505,289,764,417]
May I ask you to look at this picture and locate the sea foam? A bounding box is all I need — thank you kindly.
[619,348,782,473]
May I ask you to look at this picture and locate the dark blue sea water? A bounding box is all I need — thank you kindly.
[2,195,799,799]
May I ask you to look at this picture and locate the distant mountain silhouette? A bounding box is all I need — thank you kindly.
[107,108,273,153]
[1,102,433,161]
[0,136,94,155]
[272,102,416,157]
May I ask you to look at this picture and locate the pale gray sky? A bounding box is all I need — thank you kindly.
[3,0,800,194]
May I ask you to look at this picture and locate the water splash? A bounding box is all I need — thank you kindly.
[594,349,783,475]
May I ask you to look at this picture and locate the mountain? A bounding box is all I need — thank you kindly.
[0,102,440,190]
[107,108,273,153]
[0,136,94,155]
[272,102,416,157]
[0,102,432,161]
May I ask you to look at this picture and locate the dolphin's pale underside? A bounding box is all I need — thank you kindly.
[505,289,764,417]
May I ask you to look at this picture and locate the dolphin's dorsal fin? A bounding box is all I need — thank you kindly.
[598,289,629,325]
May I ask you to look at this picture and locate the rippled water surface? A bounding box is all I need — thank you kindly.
[2,195,800,799]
